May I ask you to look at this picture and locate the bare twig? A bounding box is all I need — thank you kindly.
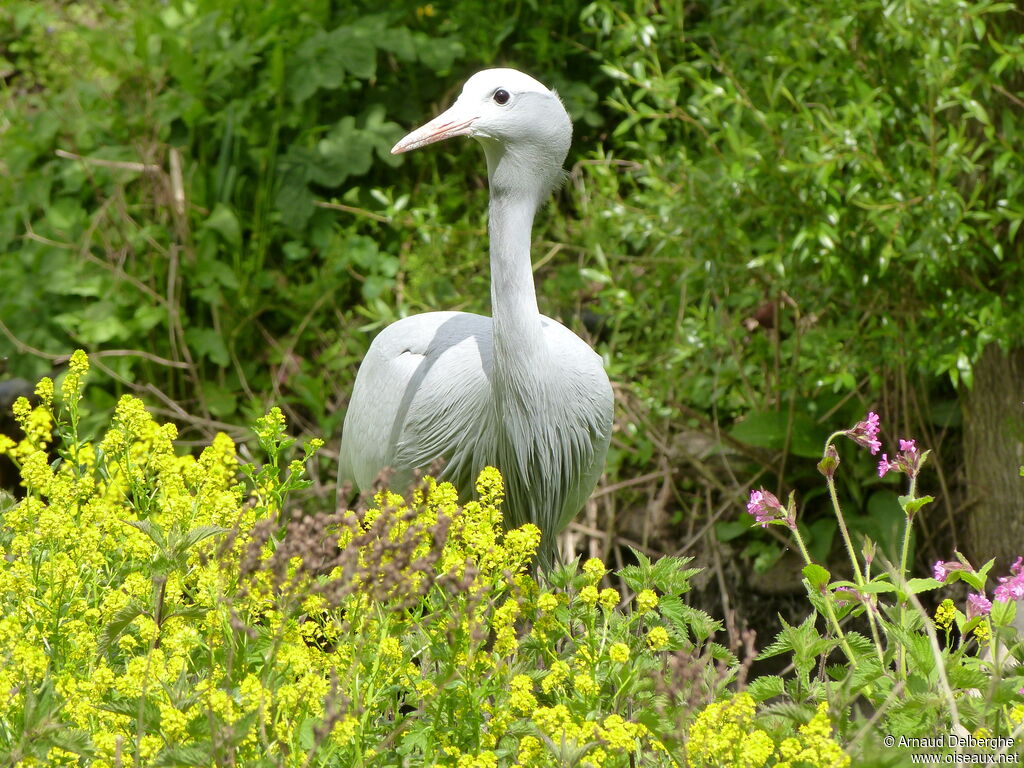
[55,148,161,174]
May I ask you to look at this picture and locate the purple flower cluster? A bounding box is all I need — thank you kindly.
[878,439,921,479]
[746,488,792,530]
[933,560,971,581]
[967,592,993,619]
[994,557,1024,603]
[845,412,882,455]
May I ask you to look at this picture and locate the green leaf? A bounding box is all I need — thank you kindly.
[202,203,242,247]
[747,675,785,701]
[125,519,167,550]
[802,563,831,590]
[904,577,943,595]
[729,411,827,458]
[175,525,230,556]
[185,327,230,367]
[991,597,1017,628]
[99,602,146,654]
[153,745,214,767]
[898,495,935,516]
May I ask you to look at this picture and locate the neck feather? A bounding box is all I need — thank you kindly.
[485,146,552,378]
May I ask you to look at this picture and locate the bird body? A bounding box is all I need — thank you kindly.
[338,69,613,561]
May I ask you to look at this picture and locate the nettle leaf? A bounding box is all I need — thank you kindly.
[153,744,213,767]
[747,675,785,701]
[331,27,377,80]
[99,602,147,654]
[100,696,162,730]
[174,525,230,557]
[312,117,376,187]
[126,518,167,550]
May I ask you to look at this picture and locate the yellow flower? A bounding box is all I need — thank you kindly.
[609,642,630,663]
[974,620,992,647]
[541,660,570,694]
[689,694,774,768]
[510,674,537,714]
[332,714,359,745]
[934,598,955,630]
[599,587,620,610]
[537,592,559,612]
[159,703,189,742]
[579,585,600,606]
[380,636,403,659]
[574,672,599,696]
[68,349,89,375]
[646,626,670,651]
[637,589,659,612]
[599,714,640,751]
[518,735,543,764]
[583,557,606,582]
[34,377,54,407]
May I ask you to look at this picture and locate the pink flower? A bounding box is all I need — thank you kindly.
[746,488,791,529]
[846,412,882,455]
[967,593,992,618]
[994,557,1024,603]
[877,438,922,479]
[933,559,973,582]
[878,453,894,478]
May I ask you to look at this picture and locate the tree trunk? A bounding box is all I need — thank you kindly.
[962,343,1024,569]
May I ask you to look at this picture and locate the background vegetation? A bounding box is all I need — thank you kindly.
[1,0,1023,705]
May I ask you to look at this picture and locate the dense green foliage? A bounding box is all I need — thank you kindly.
[3,0,1021,575]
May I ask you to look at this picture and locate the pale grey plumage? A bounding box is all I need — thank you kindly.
[338,69,613,564]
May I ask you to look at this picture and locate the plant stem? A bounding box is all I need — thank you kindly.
[792,524,856,664]
[823,437,865,587]
[897,474,919,679]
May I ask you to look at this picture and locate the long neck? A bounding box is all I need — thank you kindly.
[485,145,551,380]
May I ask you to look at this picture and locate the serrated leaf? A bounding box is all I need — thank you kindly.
[747,675,785,701]
[99,602,146,654]
[152,744,214,767]
[100,697,162,729]
[176,525,230,555]
[125,519,167,550]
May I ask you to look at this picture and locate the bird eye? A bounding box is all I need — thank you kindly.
[493,88,510,105]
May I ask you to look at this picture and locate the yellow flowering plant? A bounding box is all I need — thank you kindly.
[7,355,1017,766]
[0,353,719,767]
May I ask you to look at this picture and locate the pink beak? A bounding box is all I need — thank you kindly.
[391,104,478,155]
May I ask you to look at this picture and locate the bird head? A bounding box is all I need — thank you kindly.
[391,69,572,189]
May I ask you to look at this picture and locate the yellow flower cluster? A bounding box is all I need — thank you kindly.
[688,693,775,768]
[0,355,700,768]
[776,702,850,768]
[0,356,355,766]
[689,694,850,768]
[934,598,955,630]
